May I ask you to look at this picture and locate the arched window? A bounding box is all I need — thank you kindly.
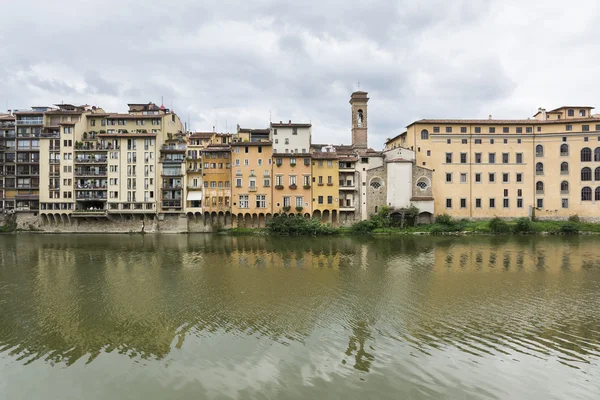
[582,187,592,201]
[561,162,569,174]
[357,109,364,127]
[416,177,430,190]
[595,147,600,161]
[560,144,569,156]
[536,144,544,157]
[561,181,569,194]
[596,187,600,201]
[421,129,429,140]
[536,162,544,175]
[536,181,544,194]
[582,167,592,181]
[581,147,592,162]
[596,167,600,181]
[370,177,383,190]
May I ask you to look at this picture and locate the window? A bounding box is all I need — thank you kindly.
[283,197,291,208]
[490,139,495,144]
[427,150,431,156]
[502,153,509,164]
[421,130,429,139]
[446,198,452,208]
[318,196,324,204]
[516,153,523,164]
[502,173,509,183]
[596,188,600,201]
[264,178,270,187]
[475,173,481,183]
[489,198,495,208]
[489,173,495,183]
[516,127,522,133]
[295,197,303,208]
[445,153,452,163]
[595,147,600,161]
[446,127,452,133]
[518,189,522,197]
[460,153,467,163]
[536,181,544,194]
[503,127,509,133]
[562,198,569,208]
[535,144,544,157]
[327,196,333,204]
[433,127,440,133]
[289,175,297,185]
[239,195,249,208]
[526,127,533,133]
[475,127,481,133]
[460,198,467,208]
[559,144,569,156]
[561,181,569,194]
[503,138,508,144]
[596,167,600,181]
[475,139,482,144]
[537,198,544,208]
[503,199,509,208]
[475,153,482,163]
[460,127,467,133]
[460,173,467,183]
[582,167,592,181]
[517,139,522,144]
[580,109,587,117]
[517,199,523,208]
[475,198,482,208]
[445,173,452,183]
[536,162,544,175]
[488,153,495,163]
[582,187,592,201]
[585,136,590,141]
[581,147,592,162]
[254,195,265,208]
[447,139,451,144]
[236,178,242,187]
[568,109,574,117]
[489,127,495,133]
[290,158,296,165]
[516,173,523,182]
[566,124,572,131]
[416,178,429,190]
[461,139,467,144]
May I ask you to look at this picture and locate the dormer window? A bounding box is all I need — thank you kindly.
[568,109,574,117]
[580,109,586,117]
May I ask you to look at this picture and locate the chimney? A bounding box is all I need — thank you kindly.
[488,115,492,120]
[289,120,291,124]
[540,108,547,121]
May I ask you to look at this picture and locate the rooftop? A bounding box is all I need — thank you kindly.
[408,117,600,126]
[270,121,312,128]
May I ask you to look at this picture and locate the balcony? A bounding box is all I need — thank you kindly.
[17,119,43,125]
[161,171,184,177]
[40,132,60,138]
[16,158,40,164]
[76,193,108,201]
[49,159,60,164]
[75,156,108,164]
[72,209,108,217]
[75,185,107,190]
[75,170,107,177]
[162,185,183,190]
[339,184,355,190]
[249,186,257,192]
[49,185,60,190]
[161,200,182,208]
[339,201,354,211]
[161,144,186,152]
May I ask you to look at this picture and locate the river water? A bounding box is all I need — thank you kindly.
[1,234,599,399]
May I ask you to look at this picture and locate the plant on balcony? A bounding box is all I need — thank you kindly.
[327,183,334,186]
[82,132,88,139]
[295,206,303,212]
[275,185,284,190]
[99,130,106,134]
[283,206,291,212]
[276,163,282,167]
[290,163,296,167]
[303,184,311,189]
[167,132,173,141]
[141,129,148,133]
[289,184,297,190]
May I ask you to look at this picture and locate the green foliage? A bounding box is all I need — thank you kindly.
[560,222,579,234]
[435,213,453,225]
[513,217,532,233]
[350,220,377,234]
[0,214,17,232]
[267,215,336,235]
[488,217,510,233]
[568,214,580,223]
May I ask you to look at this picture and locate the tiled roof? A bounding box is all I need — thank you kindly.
[273,152,312,157]
[548,106,594,112]
[312,152,339,159]
[270,122,312,128]
[408,117,600,126]
[410,196,434,201]
[231,141,272,146]
[386,157,412,163]
[98,133,157,137]
[189,132,214,139]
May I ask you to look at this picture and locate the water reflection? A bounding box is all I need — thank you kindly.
[1,234,600,397]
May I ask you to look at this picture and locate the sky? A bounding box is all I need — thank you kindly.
[1,0,599,149]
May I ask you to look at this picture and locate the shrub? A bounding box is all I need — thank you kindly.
[488,217,510,233]
[560,222,579,234]
[267,215,335,235]
[350,220,377,234]
[435,213,453,225]
[568,214,580,223]
[513,217,532,233]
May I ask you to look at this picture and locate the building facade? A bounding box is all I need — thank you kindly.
[272,153,312,216]
[311,152,339,222]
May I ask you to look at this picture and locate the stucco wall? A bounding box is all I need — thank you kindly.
[366,166,386,217]
[386,163,412,209]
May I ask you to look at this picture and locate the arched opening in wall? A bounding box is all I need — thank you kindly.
[210,212,217,226]
[595,147,600,161]
[357,109,364,127]
[225,211,231,226]
[420,129,429,140]
[322,209,330,223]
[369,177,384,190]
[415,177,430,191]
[331,210,338,227]
[244,213,251,227]
[186,212,194,221]
[203,212,210,226]
[251,213,258,228]
[218,212,225,226]
[417,212,433,225]
[265,213,272,226]
[560,144,569,156]
[313,209,322,221]
[258,213,265,228]
[389,212,403,226]
[581,147,592,162]
[304,213,311,219]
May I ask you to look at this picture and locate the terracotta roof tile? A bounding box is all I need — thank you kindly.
[409,117,600,126]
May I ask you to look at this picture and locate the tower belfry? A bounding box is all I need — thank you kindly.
[350,91,369,149]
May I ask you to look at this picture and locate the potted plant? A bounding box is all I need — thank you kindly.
[275,184,284,190]
[283,206,291,212]
[99,130,106,134]
[290,163,296,167]
[303,184,311,189]
[83,132,88,139]
[295,206,303,212]
[289,184,297,190]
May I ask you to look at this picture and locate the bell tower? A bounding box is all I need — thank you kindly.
[350,91,369,149]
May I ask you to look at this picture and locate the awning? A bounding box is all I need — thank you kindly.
[187,191,203,201]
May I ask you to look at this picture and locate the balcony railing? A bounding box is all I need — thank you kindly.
[249,186,257,192]
[76,185,107,190]
[49,159,60,164]
[162,185,183,190]
[76,194,108,200]
[17,119,43,125]
[161,144,187,151]
[49,185,60,190]
[75,157,108,163]
[75,171,108,177]
[161,200,182,208]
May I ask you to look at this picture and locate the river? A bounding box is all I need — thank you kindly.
[0,234,599,399]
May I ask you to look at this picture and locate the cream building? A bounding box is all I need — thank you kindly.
[390,106,600,220]
[271,121,311,154]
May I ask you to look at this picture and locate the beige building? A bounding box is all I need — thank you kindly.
[391,106,600,219]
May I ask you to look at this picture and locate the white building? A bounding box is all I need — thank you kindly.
[270,121,311,154]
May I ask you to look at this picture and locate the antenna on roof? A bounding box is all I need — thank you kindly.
[269,109,272,123]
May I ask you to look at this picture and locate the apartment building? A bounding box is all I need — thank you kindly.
[394,106,600,219]
[271,121,311,154]
[0,113,16,210]
[160,135,186,213]
[185,133,209,214]
[272,153,312,215]
[311,151,339,222]
[201,145,231,214]
[231,141,273,225]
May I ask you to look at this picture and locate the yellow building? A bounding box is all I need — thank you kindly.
[231,142,273,226]
[185,132,211,214]
[201,145,231,215]
[272,153,312,216]
[311,152,339,223]
[393,106,600,220]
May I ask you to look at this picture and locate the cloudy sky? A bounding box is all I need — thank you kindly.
[1,0,599,148]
